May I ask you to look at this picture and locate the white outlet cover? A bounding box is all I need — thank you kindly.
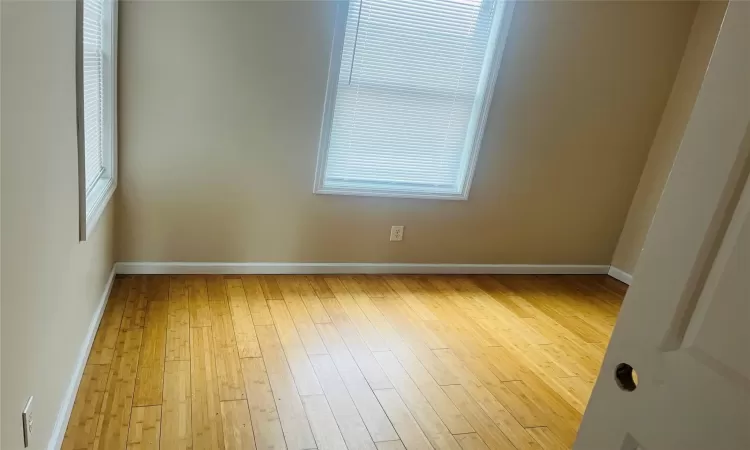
[390,226,404,241]
[22,396,33,448]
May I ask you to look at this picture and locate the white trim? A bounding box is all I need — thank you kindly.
[77,0,118,241]
[607,266,633,285]
[48,267,116,450]
[313,1,516,201]
[456,0,516,199]
[115,262,610,276]
[84,176,116,239]
[313,1,349,196]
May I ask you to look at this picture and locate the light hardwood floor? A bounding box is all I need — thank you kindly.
[62,274,625,450]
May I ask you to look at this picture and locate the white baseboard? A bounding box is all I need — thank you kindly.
[608,266,633,285]
[48,266,116,450]
[114,261,610,275]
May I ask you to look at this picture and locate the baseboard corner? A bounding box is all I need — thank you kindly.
[608,265,633,285]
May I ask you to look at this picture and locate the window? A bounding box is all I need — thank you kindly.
[315,0,513,199]
[77,0,118,240]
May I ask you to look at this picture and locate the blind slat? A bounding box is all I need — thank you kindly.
[321,0,502,196]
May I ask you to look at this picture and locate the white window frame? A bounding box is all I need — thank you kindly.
[76,0,118,240]
[314,1,516,200]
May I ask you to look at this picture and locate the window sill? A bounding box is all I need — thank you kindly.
[83,176,116,241]
[314,185,469,201]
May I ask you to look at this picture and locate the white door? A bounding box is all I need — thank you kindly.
[575,2,750,449]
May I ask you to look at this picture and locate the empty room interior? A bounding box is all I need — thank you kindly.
[0,1,741,450]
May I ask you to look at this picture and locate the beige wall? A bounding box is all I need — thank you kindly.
[117,1,697,265]
[611,1,727,275]
[1,2,115,449]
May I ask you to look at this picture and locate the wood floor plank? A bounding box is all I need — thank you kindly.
[382,276,437,321]
[88,278,129,364]
[515,372,584,431]
[146,276,171,303]
[443,385,531,450]
[499,277,581,319]
[210,297,247,401]
[240,357,287,450]
[127,406,161,450]
[294,276,332,323]
[357,275,391,298]
[425,277,490,321]
[227,278,262,358]
[432,350,537,450]
[370,295,447,351]
[341,276,459,387]
[431,349,507,421]
[190,327,225,450]
[375,350,472,434]
[325,277,389,352]
[516,344,577,380]
[550,314,609,344]
[255,325,317,450]
[452,277,545,328]
[454,434,491,450]
[267,299,323,395]
[133,299,169,406]
[260,275,284,300]
[160,360,192,450]
[302,394,349,450]
[188,276,212,327]
[316,323,398,442]
[488,382,548,429]
[548,276,622,318]
[207,275,229,303]
[220,400,256,450]
[373,352,465,449]
[425,319,546,428]
[472,276,539,319]
[96,328,143,450]
[319,297,393,390]
[269,276,327,355]
[553,339,605,382]
[62,364,111,450]
[306,275,335,298]
[505,379,579,446]
[417,278,503,348]
[374,389,434,450]
[481,345,527,381]
[241,275,275,326]
[121,278,148,331]
[309,354,377,450]
[526,427,568,450]
[553,376,594,413]
[376,441,407,450]
[166,277,190,361]
[277,276,328,355]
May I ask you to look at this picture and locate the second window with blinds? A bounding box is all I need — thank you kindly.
[78,0,118,239]
[315,0,514,199]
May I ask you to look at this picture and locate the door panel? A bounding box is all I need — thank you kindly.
[684,180,750,381]
[575,3,750,449]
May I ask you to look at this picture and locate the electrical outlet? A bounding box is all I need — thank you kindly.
[22,396,33,448]
[390,225,404,241]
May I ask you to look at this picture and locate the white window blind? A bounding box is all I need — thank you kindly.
[78,0,117,240]
[82,0,106,193]
[316,0,510,199]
